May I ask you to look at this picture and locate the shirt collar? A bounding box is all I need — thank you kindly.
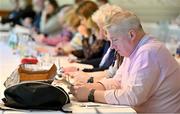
[129,34,151,58]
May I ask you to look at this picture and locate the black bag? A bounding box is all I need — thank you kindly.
[2,81,71,112]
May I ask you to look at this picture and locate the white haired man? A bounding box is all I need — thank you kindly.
[70,10,180,113]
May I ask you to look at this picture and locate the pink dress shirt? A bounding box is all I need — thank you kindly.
[99,35,180,113]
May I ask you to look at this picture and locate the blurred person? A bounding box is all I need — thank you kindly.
[54,8,83,56]
[15,0,35,28]
[70,10,180,113]
[33,5,74,46]
[72,0,113,69]
[55,1,113,71]
[0,0,35,27]
[32,0,45,33]
[0,0,21,25]
[40,5,74,46]
[55,0,101,59]
[40,0,62,35]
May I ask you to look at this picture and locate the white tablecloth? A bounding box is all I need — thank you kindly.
[0,102,135,114]
[0,42,20,99]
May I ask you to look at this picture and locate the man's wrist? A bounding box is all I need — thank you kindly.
[88,89,96,102]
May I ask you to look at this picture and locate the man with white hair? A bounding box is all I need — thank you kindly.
[70,9,180,113]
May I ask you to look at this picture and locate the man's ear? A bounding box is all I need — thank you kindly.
[128,29,136,40]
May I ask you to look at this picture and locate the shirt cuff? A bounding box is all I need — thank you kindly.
[104,90,119,104]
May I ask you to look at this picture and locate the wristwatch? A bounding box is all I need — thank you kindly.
[87,77,94,83]
[88,89,96,102]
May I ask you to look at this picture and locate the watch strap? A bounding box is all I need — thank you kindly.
[88,89,96,102]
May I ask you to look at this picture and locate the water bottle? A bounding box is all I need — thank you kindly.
[8,32,18,49]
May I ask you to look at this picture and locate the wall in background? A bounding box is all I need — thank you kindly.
[110,0,180,22]
[0,0,74,10]
[0,0,12,10]
[57,0,74,5]
[0,0,180,22]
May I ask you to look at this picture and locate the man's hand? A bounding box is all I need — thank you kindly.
[70,83,105,102]
[70,84,90,102]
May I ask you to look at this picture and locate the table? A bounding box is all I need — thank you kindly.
[1,101,136,114]
[0,42,136,114]
[2,107,135,114]
[0,42,20,99]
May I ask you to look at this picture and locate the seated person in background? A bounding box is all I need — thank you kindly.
[40,0,62,36]
[31,0,45,33]
[55,1,114,72]
[0,0,35,27]
[69,0,114,70]
[52,8,83,54]
[55,1,102,58]
[70,9,180,113]
[0,0,21,25]
[33,5,75,46]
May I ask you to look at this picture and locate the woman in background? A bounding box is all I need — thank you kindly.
[54,7,83,55]
[34,5,74,46]
[73,0,114,70]
[40,0,61,35]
